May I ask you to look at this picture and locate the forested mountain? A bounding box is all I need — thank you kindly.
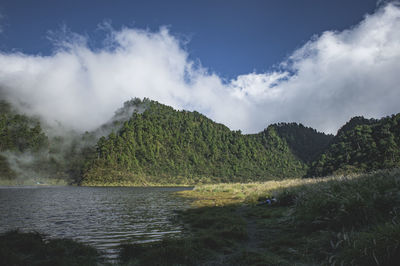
[0,101,48,153]
[268,123,334,163]
[308,114,400,177]
[335,116,378,137]
[82,99,309,185]
[2,97,399,185]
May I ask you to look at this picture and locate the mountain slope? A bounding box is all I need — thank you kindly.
[308,114,400,177]
[267,123,334,163]
[3,97,399,185]
[82,99,308,185]
[0,101,48,153]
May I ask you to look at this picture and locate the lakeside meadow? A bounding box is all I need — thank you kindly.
[2,169,400,265]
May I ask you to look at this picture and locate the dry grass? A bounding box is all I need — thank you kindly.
[174,169,400,265]
[179,173,362,207]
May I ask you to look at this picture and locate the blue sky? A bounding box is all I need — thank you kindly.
[1,0,378,78]
[0,1,399,134]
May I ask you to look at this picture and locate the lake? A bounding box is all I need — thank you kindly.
[0,186,192,260]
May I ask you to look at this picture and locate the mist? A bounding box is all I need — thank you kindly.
[0,97,144,183]
[1,3,400,134]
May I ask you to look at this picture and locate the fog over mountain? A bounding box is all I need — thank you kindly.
[0,3,400,134]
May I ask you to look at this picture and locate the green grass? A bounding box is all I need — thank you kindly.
[120,169,400,265]
[332,222,400,265]
[0,230,103,266]
[3,169,400,265]
[81,168,212,187]
[290,170,400,231]
[120,237,201,265]
[119,205,249,265]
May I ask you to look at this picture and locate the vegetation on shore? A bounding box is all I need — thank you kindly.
[0,230,103,266]
[2,169,399,265]
[2,97,400,265]
[120,169,400,265]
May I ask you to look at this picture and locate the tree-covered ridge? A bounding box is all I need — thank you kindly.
[268,123,334,163]
[82,99,307,185]
[308,114,400,177]
[335,116,378,137]
[0,101,48,153]
[2,97,400,185]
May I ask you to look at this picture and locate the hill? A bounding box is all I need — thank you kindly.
[2,97,399,185]
[82,99,318,185]
[308,114,400,177]
[266,123,333,163]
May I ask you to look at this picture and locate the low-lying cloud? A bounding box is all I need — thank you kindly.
[1,3,400,134]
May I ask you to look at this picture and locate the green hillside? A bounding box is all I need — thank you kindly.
[0,101,48,153]
[2,97,399,185]
[308,114,400,177]
[0,101,48,180]
[268,123,334,163]
[82,99,311,185]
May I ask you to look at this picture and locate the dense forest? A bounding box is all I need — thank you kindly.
[267,123,333,163]
[308,114,400,177]
[81,99,332,185]
[1,98,399,185]
[82,99,317,185]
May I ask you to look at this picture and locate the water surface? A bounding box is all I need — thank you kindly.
[0,186,192,259]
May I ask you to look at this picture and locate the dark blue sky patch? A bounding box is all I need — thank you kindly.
[0,0,377,78]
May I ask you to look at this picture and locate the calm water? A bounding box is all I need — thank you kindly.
[0,186,192,259]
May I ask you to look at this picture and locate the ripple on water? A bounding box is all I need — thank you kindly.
[0,186,192,259]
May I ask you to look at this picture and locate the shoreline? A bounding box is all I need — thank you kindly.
[1,170,399,265]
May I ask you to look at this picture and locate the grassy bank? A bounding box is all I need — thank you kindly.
[80,169,220,187]
[121,169,400,265]
[0,230,104,266]
[2,169,400,265]
[81,181,193,187]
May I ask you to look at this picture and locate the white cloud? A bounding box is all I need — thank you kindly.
[249,2,400,133]
[230,72,289,100]
[1,3,400,134]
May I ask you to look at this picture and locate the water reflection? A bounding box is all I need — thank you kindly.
[0,186,192,259]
